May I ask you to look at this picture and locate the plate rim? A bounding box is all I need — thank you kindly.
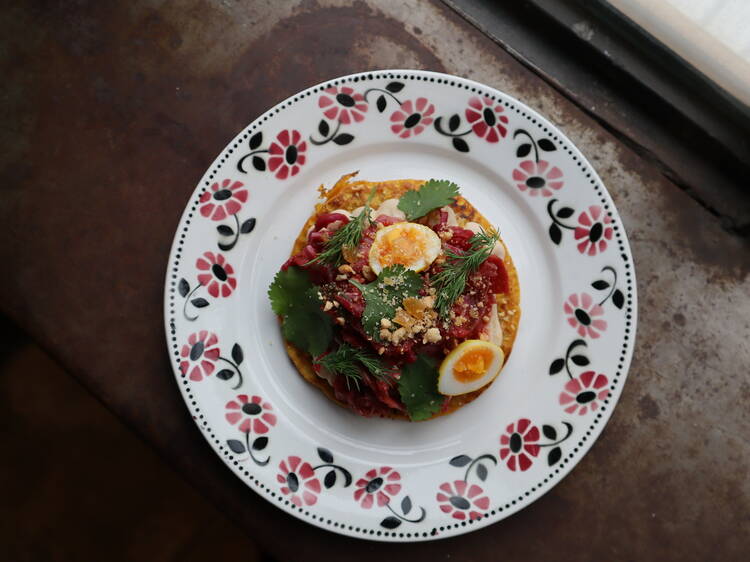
[163,68,638,542]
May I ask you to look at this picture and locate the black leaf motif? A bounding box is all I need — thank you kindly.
[449,455,472,467]
[476,463,488,481]
[549,223,562,245]
[333,134,354,145]
[612,289,625,309]
[191,298,209,308]
[240,218,256,234]
[318,119,329,137]
[401,496,412,515]
[538,138,556,151]
[385,82,404,93]
[556,207,575,219]
[249,132,262,150]
[231,343,243,365]
[452,137,469,152]
[227,439,246,454]
[317,447,334,463]
[252,437,268,451]
[549,358,565,375]
[324,470,336,489]
[516,143,531,157]
[571,355,590,366]
[216,369,234,380]
[591,280,610,290]
[542,425,557,440]
[448,114,460,132]
[548,447,562,466]
[252,156,266,171]
[178,278,189,297]
[217,225,234,236]
[376,95,386,113]
[380,516,402,529]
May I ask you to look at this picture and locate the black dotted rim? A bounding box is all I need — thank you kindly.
[164,70,636,541]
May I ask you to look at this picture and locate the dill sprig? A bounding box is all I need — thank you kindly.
[308,187,377,266]
[314,343,394,390]
[432,227,501,318]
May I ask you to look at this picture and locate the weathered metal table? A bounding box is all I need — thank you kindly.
[2,1,748,559]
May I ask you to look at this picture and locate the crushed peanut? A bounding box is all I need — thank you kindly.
[323,301,333,311]
[335,316,345,325]
[423,327,442,344]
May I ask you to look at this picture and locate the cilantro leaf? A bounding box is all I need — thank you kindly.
[398,354,443,421]
[268,266,312,315]
[397,179,460,220]
[350,265,423,339]
[268,267,333,356]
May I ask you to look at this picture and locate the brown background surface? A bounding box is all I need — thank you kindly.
[2,1,748,560]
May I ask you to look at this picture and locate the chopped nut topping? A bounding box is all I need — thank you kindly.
[439,230,453,240]
[323,301,333,311]
[335,274,347,281]
[335,316,345,325]
[423,327,442,344]
[378,347,385,355]
[338,264,355,275]
[392,327,407,344]
[380,318,392,329]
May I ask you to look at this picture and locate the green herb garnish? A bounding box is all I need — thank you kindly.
[397,179,460,221]
[398,354,443,421]
[308,187,377,266]
[350,264,423,339]
[432,227,501,318]
[268,267,333,355]
[315,343,393,390]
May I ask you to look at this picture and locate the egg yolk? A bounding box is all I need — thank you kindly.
[453,348,495,383]
[375,227,427,269]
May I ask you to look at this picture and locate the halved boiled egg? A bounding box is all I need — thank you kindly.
[438,340,505,396]
[368,222,441,275]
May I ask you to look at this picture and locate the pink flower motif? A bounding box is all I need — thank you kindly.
[196,251,237,298]
[267,130,307,180]
[179,330,219,381]
[277,456,321,507]
[574,206,613,255]
[225,395,277,434]
[390,98,435,139]
[564,293,607,338]
[465,96,508,142]
[559,371,610,415]
[512,160,564,197]
[499,418,540,471]
[436,480,490,521]
[198,179,248,221]
[353,466,401,509]
[318,86,368,124]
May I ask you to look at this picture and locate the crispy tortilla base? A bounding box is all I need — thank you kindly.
[284,173,521,420]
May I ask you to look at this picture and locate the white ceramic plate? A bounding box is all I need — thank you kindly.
[164,70,637,542]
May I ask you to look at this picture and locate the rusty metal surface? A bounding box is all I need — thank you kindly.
[1,1,748,560]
